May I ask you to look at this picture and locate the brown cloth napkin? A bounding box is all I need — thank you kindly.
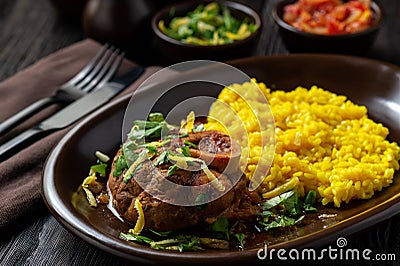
[0,39,161,233]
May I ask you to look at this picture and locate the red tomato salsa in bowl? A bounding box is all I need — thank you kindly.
[282,0,375,35]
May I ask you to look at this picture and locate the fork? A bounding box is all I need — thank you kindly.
[0,43,125,136]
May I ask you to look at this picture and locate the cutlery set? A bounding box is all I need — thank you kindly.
[0,44,144,161]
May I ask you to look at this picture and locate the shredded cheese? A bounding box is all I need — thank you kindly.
[262,177,300,199]
[129,198,145,235]
[123,150,149,181]
[201,162,225,192]
[167,153,189,169]
[82,173,98,207]
[167,153,225,192]
[180,111,195,134]
[150,238,181,248]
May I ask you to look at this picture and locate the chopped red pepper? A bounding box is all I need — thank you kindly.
[282,0,374,35]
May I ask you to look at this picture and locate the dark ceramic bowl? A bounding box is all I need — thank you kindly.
[272,0,384,55]
[151,0,262,64]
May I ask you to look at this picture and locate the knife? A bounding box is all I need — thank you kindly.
[0,66,145,161]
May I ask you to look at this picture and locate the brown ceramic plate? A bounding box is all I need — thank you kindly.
[42,54,400,264]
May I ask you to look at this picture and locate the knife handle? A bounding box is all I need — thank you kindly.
[0,127,49,161]
[0,97,57,136]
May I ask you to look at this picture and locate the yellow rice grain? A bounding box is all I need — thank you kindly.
[206,79,400,207]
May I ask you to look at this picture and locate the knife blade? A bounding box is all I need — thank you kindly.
[0,66,145,161]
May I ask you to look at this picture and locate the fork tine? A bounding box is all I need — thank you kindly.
[81,48,123,93]
[74,46,117,89]
[87,51,125,92]
[65,43,111,86]
[96,51,125,88]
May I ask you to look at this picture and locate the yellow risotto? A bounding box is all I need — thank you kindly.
[206,79,400,207]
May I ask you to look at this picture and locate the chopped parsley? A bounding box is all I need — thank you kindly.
[120,218,246,252]
[153,150,169,166]
[210,217,230,240]
[167,164,178,176]
[148,112,165,122]
[208,217,245,248]
[90,161,108,177]
[122,150,148,183]
[120,230,203,252]
[181,145,191,157]
[113,155,128,177]
[257,190,317,232]
[184,140,197,148]
[194,193,208,210]
[192,123,205,132]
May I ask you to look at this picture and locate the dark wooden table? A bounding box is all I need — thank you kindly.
[0,0,399,265]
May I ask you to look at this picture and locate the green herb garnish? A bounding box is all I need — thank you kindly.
[304,190,317,212]
[192,123,206,132]
[148,112,165,122]
[153,150,169,166]
[257,190,317,232]
[184,140,197,148]
[120,231,203,252]
[90,161,108,177]
[167,165,178,176]
[120,232,154,244]
[233,233,245,247]
[194,193,208,210]
[113,155,128,177]
[123,164,143,184]
[145,144,158,154]
[259,214,305,231]
[210,217,230,240]
[260,190,295,210]
[122,150,148,183]
[181,145,191,157]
